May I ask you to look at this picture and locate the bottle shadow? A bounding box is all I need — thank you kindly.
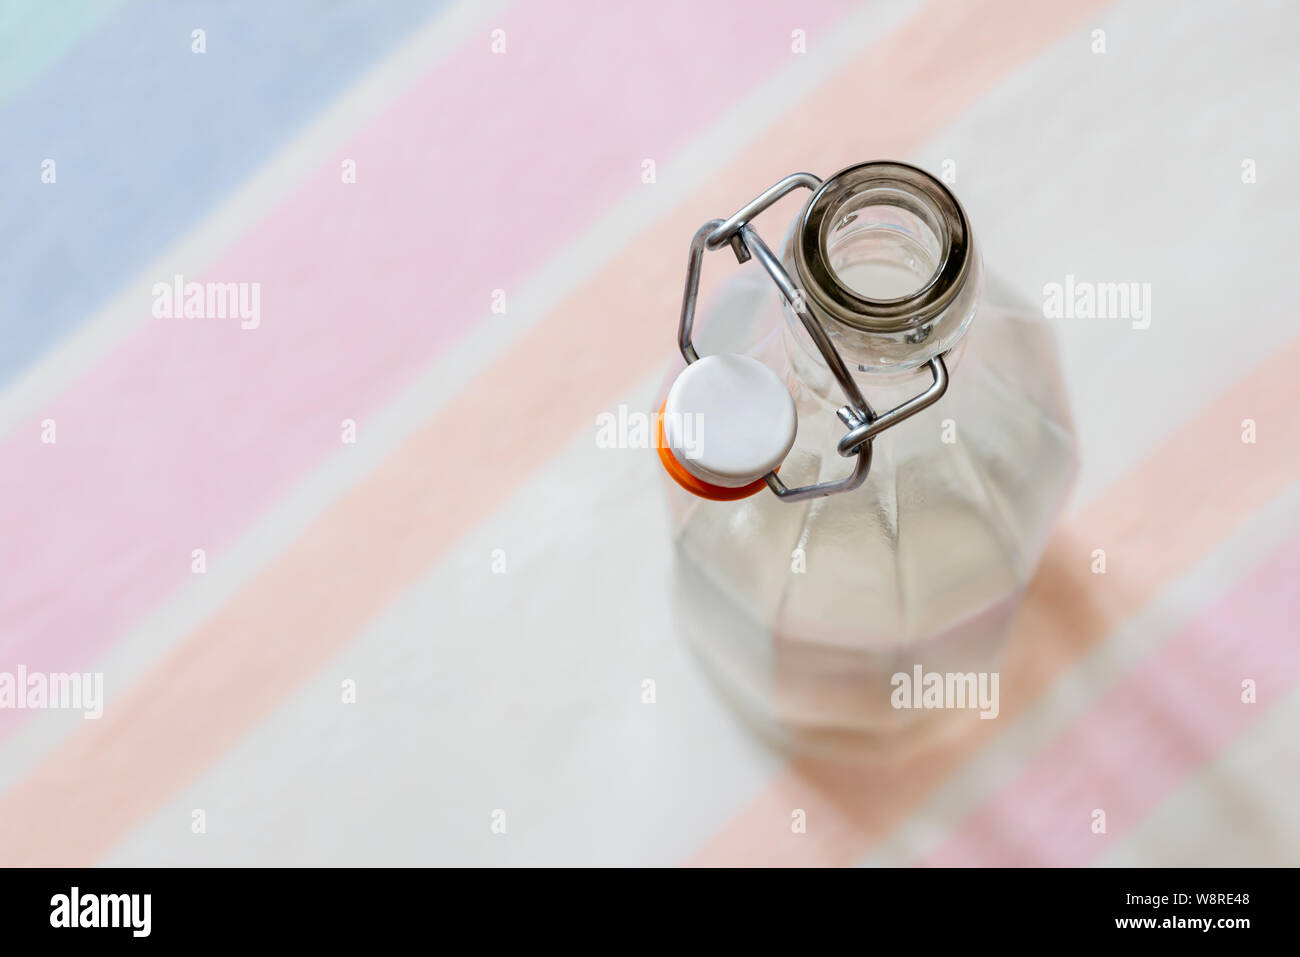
[770,525,1193,857]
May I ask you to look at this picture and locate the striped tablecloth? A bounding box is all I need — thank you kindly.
[1,0,1296,866]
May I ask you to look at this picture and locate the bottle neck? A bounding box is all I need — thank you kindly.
[780,162,981,376]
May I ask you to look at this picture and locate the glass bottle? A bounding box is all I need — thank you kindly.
[658,162,1077,756]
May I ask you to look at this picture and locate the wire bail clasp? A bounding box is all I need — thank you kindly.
[675,171,949,502]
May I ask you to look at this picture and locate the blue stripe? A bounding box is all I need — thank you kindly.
[0,0,446,383]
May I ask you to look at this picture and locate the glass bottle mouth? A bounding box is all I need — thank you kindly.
[794,161,973,334]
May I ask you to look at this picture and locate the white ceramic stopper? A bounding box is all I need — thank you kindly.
[663,353,797,488]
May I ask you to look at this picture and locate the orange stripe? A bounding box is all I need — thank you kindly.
[0,0,1111,865]
[688,337,1300,866]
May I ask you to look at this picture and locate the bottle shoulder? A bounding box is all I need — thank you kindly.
[661,266,1078,646]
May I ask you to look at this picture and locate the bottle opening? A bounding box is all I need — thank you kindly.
[823,189,945,301]
[793,161,971,334]
[785,161,980,371]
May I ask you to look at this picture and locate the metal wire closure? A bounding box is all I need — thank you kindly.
[676,171,949,502]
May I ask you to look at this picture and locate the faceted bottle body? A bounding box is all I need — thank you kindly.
[661,165,1077,755]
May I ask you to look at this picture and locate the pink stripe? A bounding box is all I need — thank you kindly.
[0,0,855,728]
[923,532,1300,867]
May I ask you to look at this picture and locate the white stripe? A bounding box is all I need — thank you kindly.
[106,373,785,865]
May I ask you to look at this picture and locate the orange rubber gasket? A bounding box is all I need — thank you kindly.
[655,401,771,502]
